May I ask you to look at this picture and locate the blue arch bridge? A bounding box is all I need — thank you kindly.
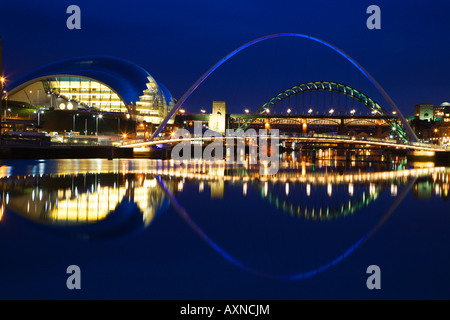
[120,33,450,162]
[122,80,450,163]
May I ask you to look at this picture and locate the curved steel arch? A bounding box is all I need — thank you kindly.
[308,119,341,126]
[345,118,378,126]
[269,118,304,125]
[151,33,418,142]
[246,81,410,141]
[255,81,381,113]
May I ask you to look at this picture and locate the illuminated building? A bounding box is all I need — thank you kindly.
[428,104,450,146]
[414,103,434,121]
[5,56,175,125]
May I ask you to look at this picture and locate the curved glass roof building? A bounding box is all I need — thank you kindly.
[6,56,174,124]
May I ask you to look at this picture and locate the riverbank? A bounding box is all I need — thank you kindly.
[0,145,133,159]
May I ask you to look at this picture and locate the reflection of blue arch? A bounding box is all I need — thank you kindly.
[151,33,418,142]
[157,175,415,281]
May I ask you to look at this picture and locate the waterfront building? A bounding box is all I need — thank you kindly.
[4,56,175,125]
[414,103,434,121]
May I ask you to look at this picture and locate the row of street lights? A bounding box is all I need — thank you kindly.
[72,113,104,136]
[191,107,397,116]
[72,113,132,136]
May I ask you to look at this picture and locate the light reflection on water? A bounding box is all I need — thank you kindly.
[0,157,449,281]
[0,158,448,226]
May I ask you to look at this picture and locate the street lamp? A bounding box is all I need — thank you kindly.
[434,128,439,144]
[73,114,79,132]
[350,109,356,115]
[1,77,5,122]
[200,109,206,114]
[244,109,250,114]
[94,113,103,136]
[329,109,334,115]
[287,108,291,114]
[3,91,7,121]
[308,108,313,115]
[38,110,44,129]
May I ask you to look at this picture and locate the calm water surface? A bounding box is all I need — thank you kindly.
[0,156,449,299]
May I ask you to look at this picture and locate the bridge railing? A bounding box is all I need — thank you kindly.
[409,141,449,150]
[120,131,450,151]
[280,133,450,151]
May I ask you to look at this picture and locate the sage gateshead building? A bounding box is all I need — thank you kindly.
[5,56,175,124]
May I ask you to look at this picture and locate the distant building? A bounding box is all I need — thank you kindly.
[414,103,434,121]
[209,101,228,135]
[441,105,450,123]
[411,102,450,145]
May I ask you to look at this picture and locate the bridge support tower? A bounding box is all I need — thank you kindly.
[209,101,228,135]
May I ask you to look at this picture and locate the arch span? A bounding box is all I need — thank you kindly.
[243,81,410,141]
[151,33,417,142]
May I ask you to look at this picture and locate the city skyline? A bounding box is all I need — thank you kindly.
[1,0,450,115]
[2,0,450,302]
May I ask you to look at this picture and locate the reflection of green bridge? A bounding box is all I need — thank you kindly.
[123,160,449,221]
[0,160,447,225]
[262,183,381,221]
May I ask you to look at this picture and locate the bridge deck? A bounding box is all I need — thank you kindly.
[120,133,449,153]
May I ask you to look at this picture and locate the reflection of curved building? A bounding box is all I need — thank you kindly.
[0,159,448,226]
[6,56,174,124]
[0,173,169,227]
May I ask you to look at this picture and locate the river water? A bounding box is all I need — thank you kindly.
[0,156,449,299]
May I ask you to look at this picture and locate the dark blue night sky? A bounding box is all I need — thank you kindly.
[1,0,450,114]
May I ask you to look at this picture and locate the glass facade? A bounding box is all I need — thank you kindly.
[45,76,127,113]
[6,56,175,124]
[135,76,174,123]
